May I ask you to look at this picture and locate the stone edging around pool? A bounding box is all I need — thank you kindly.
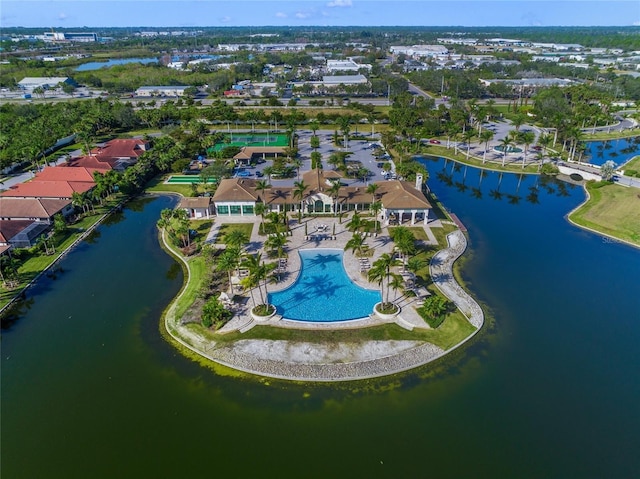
[162,229,485,382]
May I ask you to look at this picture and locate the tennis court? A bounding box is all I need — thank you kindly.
[208,133,289,152]
[166,175,218,184]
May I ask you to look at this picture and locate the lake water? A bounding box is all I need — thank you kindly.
[75,57,158,71]
[583,136,640,166]
[2,165,639,478]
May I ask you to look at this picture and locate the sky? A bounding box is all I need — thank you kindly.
[1,0,640,28]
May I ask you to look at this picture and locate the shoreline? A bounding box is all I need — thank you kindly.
[566,183,640,250]
[159,212,485,381]
[0,198,128,317]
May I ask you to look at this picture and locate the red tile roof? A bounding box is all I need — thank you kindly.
[91,139,148,160]
[35,166,98,183]
[59,156,113,171]
[1,180,94,199]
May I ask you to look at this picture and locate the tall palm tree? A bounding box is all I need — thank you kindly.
[392,226,415,266]
[327,180,342,214]
[370,201,382,233]
[462,129,475,159]
[254,179,271,201]
[368,253,402,308]
[291,158,303,179]
[293,180,308,216]
[480,130,494,164]
[217,246,241,294]
[499,137,512,167]
[366,183,380,230]
[520,131,535,169]
[243,252,276,310]
[338,115,351,149]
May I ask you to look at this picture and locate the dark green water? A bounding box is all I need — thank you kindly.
[2,165,640,478]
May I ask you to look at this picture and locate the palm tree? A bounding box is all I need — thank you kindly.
[392,226,415,266]
[327,180,342,214]
[366,183,380,230]
[499,137,512,167]
[309,120,320,136]
[255,202,268,231]
[291,158,303,179]
[217,246,241,294]
[462,129,475,159]
[370,201,382,233]
[344,232,367,257]
[480,130,494,164]
[368,253,402,309]
[389,273,406,303]
[520,131,535,169]
[421,295,451,324]
[224,229,249,248]
[243,252,276,311]
[345,211,363,232]
[338,115,351,149]
[71,191,87,216]
[265,232,288,260]
[293,180,308,216]
[254,179,271,201]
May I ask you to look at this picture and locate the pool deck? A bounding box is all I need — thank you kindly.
[163,213,484,381]
[211,215,439,333]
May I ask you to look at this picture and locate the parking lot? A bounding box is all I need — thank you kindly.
[233,129,389,187]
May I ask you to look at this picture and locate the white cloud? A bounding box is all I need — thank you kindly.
[295,11,311,19]
[275,12,288,18]
[327,0,352,7]
[220,16,232,23]
[58,12,67,21]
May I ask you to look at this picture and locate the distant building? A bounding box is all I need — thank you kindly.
[326,59,372,72]
[18,77,72,91]
[480,78,573,89]
[135,86,189,97]
[390,45,449,58]
[43,32,97,43]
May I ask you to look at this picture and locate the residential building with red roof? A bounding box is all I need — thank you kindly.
[59,156,113,171]
[1,180,94,199]
[34,166,99,183]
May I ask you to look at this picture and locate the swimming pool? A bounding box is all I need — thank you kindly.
[268,249,381,322]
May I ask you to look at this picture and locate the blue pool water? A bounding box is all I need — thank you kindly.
[268,249,381,322]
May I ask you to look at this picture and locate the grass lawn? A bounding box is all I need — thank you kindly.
[215,223,254,244]
[174,254,207,320]
[581,129,640,142]
[190,219,214,239]
[145,175,194,197]
[213,311,475,351]
[422,145,540,174]
[388,226,429,241]
[622,155,640,172]
[570,182,640,246]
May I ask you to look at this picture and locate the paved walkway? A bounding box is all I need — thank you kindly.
[430,230,484,329]
[164,216,485,381]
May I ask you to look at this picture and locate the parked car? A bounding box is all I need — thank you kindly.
[235,170,252,178]
[429,139,441,145]
[255,171,264,177]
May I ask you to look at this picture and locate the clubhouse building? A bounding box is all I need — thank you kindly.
[210,169,432,225]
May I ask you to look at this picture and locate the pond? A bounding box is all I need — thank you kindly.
[75,57,158,71]
[583,136,640,166]
[2,168,639,478]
